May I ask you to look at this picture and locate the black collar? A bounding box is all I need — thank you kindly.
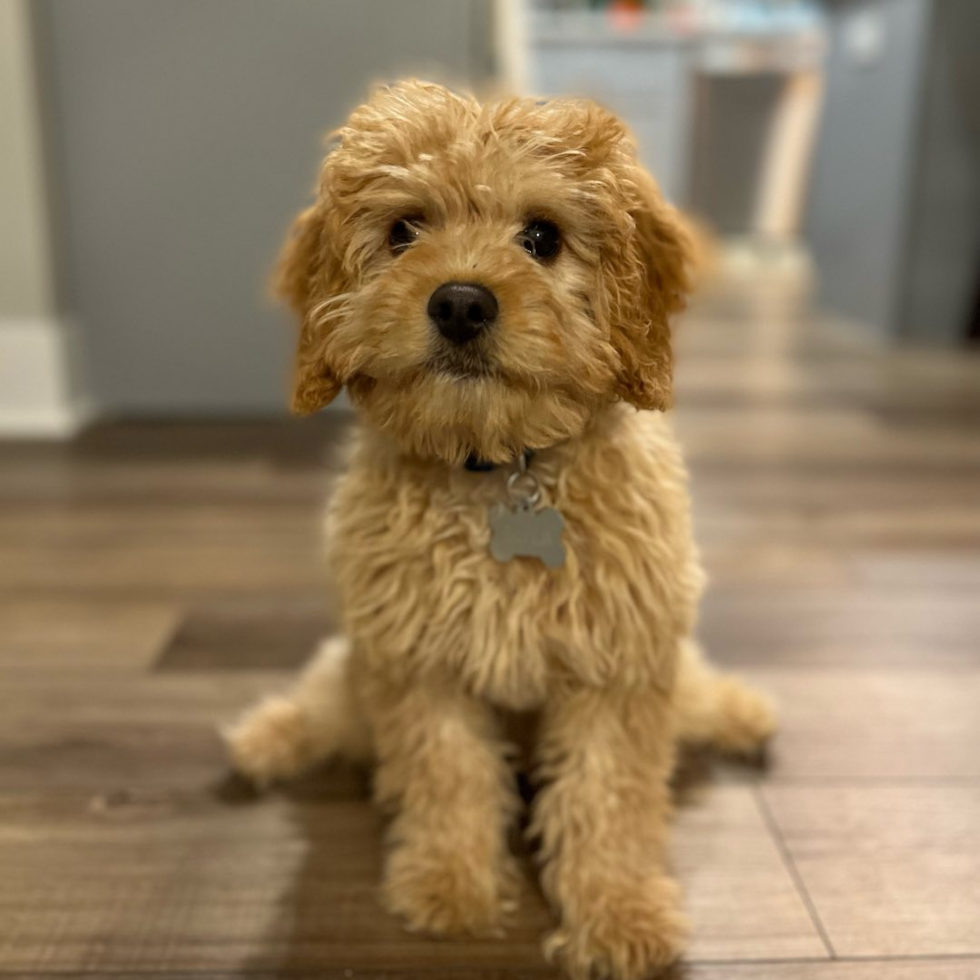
[463,448,535,473]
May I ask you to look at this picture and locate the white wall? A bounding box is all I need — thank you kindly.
[0,0,88,435]
[0,0,53,317]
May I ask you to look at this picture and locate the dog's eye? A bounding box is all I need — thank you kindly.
[389,216,422,254]
[519,220,561,261]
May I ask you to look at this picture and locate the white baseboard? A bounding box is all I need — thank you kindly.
[0,317,95,438]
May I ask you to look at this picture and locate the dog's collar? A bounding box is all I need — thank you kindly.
[463,448,535,473]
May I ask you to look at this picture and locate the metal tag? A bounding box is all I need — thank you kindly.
[489,502,566,568]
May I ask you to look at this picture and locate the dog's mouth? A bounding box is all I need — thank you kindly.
[425,345,503,382]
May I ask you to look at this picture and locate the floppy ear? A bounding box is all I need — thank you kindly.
[609,169,694,412]
[274,202,346,415]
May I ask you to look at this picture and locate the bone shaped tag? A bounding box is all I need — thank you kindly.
[489,502,566,568]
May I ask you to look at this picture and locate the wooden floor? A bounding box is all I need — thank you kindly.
[2,273,980,979]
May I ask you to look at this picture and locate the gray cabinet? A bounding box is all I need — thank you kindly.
[531,29,693,203]
[806,0,980,344]
[35,0,496,415]
[530,18,693,202]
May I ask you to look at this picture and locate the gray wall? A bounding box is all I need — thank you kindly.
[36,0,496,415]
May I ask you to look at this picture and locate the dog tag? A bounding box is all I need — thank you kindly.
[489,502,566,569]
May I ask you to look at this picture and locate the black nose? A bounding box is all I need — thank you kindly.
[427,281,498,344]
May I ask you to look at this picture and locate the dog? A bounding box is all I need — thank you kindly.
[226,80,775,980]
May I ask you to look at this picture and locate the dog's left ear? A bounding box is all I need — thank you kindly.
[609,169,694,412]
[274,201,347,415]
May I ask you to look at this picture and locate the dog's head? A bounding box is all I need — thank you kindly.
[279,80,693,463]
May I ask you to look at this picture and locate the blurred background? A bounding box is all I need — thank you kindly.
[2,0,978,427]
[2,2,980,977]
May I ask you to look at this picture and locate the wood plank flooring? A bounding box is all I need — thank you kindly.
[2,273,979,978]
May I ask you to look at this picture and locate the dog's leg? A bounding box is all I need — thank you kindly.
[368,675,521,937]
[533,685,687,980]
[673,638,776,757]
[224,635,371,785]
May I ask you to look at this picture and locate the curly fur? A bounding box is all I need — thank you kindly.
[226,80,776,980]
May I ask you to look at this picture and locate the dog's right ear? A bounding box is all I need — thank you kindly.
[274,202,346,414]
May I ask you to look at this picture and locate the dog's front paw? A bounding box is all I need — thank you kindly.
[383,843,516,938]
[543,876,688,980]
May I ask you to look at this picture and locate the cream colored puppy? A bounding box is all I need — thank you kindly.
[227,80,775,980]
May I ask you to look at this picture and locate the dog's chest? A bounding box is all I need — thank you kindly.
[328,417,701,708]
